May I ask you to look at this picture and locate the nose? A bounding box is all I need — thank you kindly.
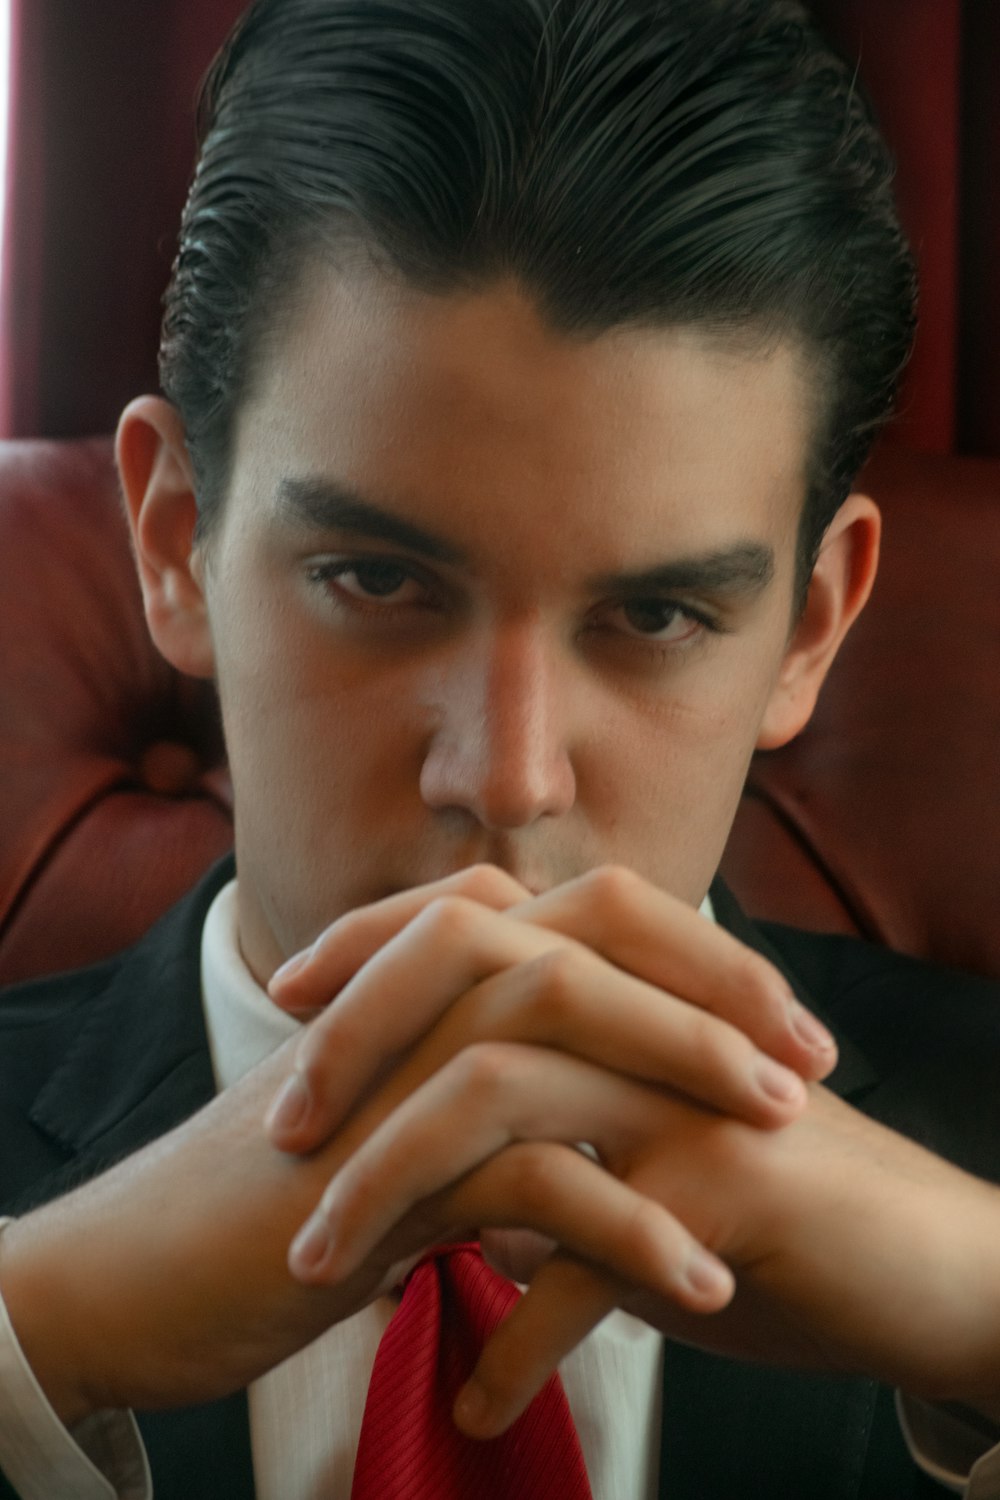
[419,618,577,830]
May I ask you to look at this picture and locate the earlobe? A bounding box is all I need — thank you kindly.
[756,493,881,750]
[116,396,216,680]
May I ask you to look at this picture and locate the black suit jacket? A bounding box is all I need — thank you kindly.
[2,857,999,1499]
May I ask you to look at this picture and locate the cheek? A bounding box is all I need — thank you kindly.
[586,665,777,899]
[208,584,426,828]
[220,655,416,803]
[211,600,435,957]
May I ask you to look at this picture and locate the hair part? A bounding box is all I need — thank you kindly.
[160,0,916,594]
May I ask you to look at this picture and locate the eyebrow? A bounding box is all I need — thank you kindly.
[276,477,466,565]
[276,475,775,598]
[587,544,775,600]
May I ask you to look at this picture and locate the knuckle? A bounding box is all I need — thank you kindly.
[725,944,779,1002]
[500,1143,564,1214]
[456,863,520,904]
[297,1001,352,1070]
[295,1028,329,1087]
[580,863,641,919]
[622,1192,678,1269]
[313,904,364,957]
[294,1050,328,1104]
[322,1163,375,1237]
[700,1117,759,1181]
[416,894,480,947]
[525,946,583,1026]
[685,1011,741,1083]
[456,1041,519,1102]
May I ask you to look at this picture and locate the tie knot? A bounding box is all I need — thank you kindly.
[352,1239,594,1499]
[403,1238,482,1288]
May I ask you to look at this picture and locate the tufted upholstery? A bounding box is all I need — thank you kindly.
[0,439,232,984]
[1,437,998,986]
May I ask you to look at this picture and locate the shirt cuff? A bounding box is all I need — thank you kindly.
[897,1391,1000,1498]
[0,1218,151,1500]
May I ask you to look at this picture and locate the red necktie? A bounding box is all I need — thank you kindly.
[351,1241,594,1499]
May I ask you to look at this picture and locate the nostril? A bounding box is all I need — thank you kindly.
[137,740,203,796]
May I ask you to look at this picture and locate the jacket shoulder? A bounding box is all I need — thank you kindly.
[0,857,233,1208]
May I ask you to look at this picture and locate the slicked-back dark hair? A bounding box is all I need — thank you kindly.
[160,0,916,585]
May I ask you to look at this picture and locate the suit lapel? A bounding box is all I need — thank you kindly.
[23,857,235,1201]
[708,881,875,1100]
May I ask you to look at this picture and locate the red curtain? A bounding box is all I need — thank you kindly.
[811,0,962,455]
[0,0,243,440]
[0,0,44,438]
[0,0,997,456]
[812,0,1000,458]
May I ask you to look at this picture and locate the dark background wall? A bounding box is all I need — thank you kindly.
[1,0,996,455]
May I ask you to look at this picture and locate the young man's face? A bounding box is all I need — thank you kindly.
[139,268,867,982]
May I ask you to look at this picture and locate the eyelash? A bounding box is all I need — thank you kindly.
[591,598,718,647]
[304,555,721,650]
[304,557,442,616]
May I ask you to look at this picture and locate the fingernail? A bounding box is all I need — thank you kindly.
[755,1057,805,1105]
[788,1000,836,1053]
[454,1380,491,1436]
[265,1073,310,1135]
[290,1214,333,1275]
[681,1248,733,1301]
[270,950,310,989]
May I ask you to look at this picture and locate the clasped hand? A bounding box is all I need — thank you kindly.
[7,864,999,1435]
[264,864,874,1431]
[266,865,1000,1435]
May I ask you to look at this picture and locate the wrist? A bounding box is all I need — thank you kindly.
[0,1215,97,1427]
[898,1171,1000,1413]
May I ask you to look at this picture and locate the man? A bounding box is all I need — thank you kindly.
[1,0,1000,1495]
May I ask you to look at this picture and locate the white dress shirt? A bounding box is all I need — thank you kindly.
[0,880,997,1498]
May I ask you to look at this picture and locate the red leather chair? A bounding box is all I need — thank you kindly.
[1,436,998,986]
[0,438,232,984]
[722,442,1000,980]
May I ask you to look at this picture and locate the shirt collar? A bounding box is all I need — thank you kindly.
[201,879,299,1091]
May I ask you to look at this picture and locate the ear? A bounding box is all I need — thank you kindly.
[756,492,880,750]
[116,395,216,679]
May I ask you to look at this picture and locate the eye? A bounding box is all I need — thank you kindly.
[306,557,431,609]
[600,597,709,643]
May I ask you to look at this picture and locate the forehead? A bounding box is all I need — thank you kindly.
[228,264,813,571]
